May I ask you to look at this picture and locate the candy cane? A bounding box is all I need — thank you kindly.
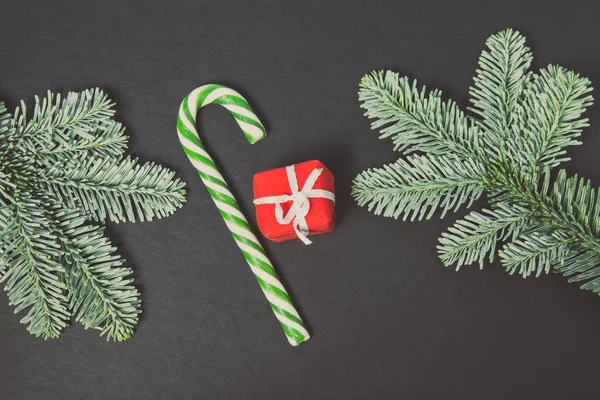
[176,84,310,346]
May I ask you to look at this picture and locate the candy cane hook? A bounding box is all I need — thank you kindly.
[176,84,310,346]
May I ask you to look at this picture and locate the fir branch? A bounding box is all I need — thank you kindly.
[556,243,600,287]
[438,203,529,269]
[0,87,185,340]
[492,169,599,250]
[353,28,600,299]
[0,191,70,338]
[27,120,128,162]
[492,168,600,291]
[49,204,141,341]
[519,65,593,169]
[469,28,532,138]
[359,71,484,159]
[41,155,186,223]
[352,154,487,220]
[499,232,566,277]
[12,89,115,138]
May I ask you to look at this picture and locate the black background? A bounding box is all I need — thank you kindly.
[1,1,600,399]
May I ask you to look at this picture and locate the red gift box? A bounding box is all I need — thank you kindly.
[253,160,335,244]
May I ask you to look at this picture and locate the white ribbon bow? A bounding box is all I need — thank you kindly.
[254,165,335,245]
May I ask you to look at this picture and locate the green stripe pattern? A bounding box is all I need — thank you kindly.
[177,84,310,346]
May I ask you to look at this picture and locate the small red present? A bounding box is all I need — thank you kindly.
[253,160,335,244]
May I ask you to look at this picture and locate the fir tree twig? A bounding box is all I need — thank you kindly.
[352,28,600,296]
[0,88,186,340]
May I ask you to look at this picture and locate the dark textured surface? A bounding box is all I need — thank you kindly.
[1,1,600,399]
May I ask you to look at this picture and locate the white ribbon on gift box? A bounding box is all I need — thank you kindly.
[253,165,335,245]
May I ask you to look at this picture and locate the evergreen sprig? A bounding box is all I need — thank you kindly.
[0,89,186,340]
[352,29,600,296]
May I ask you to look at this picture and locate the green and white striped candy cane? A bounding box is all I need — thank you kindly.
[177,84,310,346]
